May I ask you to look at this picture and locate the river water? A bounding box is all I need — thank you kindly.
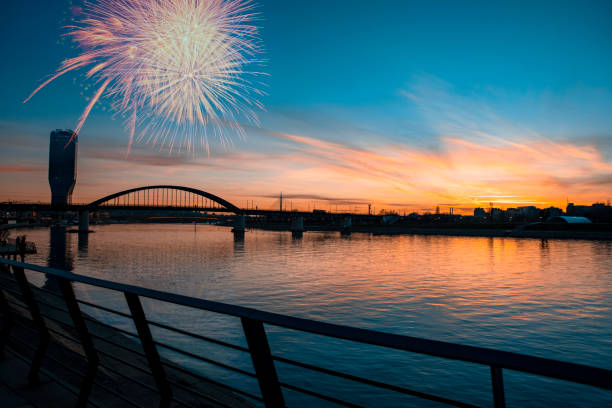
[17,224,612,407]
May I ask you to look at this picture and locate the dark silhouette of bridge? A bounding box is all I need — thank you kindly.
[2,185,310,214]
[86,185,242,214]
[1,185,355,236]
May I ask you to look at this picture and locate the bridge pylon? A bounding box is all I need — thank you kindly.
[232,215,245,240]
[78,210,90,232]
[291,216,304,238]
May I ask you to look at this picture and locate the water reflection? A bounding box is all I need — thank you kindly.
[44,226,73,292]
[77,232,89,256]
[233,237,245,254]
[17,224,612,407]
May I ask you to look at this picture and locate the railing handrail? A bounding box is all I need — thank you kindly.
[1,257,610,393]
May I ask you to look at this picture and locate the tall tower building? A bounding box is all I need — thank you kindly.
[49,129,78,205]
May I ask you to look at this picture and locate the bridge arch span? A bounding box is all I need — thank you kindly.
[86,185,242,214]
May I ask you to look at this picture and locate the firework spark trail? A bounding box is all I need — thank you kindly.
[25,0,265,153]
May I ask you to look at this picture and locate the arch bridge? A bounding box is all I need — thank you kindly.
[87,185,242,214]
[78,185,245,234]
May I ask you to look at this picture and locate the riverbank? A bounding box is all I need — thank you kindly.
[7,221,612,240]
[367,227,612,240]
[249,223,612,240]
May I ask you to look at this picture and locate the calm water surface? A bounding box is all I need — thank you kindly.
[19,224,612,407]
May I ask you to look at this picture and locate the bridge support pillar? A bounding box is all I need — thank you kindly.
[78,210,90,232]
[291,216,304,238]
[341,216,352,236]
[232,215,245,240]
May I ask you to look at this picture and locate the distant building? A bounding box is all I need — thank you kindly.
[546,216,592,224]
[567,202,612,222]
[490,208,504,222]
[49,129,78,205]
[473,208,487,218]
[566,203,590,217]
[542,206,563,219]
[518,206,539,221]
[505,207,519,221]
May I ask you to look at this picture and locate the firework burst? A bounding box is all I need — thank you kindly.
[26,0,265,154]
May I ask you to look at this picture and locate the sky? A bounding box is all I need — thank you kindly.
[1,0,611,214]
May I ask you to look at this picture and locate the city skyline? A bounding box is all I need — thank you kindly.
[1,0,611,213]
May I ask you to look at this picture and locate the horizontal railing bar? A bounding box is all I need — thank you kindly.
[100,348,234,408]
[8,298,148,366]
[0,273,65,306]
[9,323,90,379]
[20,291,70,315]
[16,303,146,376]
[2,258,611,392]
[13,286,466,408]
[1,283,72,320]
[77,298,133,319]
[273,355,479,408]
[279,381,365,408]
[0,293,18,310]
[10,315,155,403]
[4,274,258,405]
[2,288,87,360]
[31,284,65,300]
[28,293,431,408]
[46,325,80,346]
[81,314,139,339]
[90,375,146,408]
[1,286,28,302]
[4,296,28,311]
[161,358,264,402]
[38,305,244,408]
[96,347,152,378]
[0,273,19,287]
[7,296,151,370]
[146,318,249,353]
[89,331,147,358]
[154,339,257,378]
[97,359,158,394]
[6,300,153,388]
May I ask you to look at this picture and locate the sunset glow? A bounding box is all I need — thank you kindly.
[1,1,611,213]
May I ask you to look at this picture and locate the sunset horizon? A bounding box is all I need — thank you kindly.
[0,2,611,407]
[1,1,611,213]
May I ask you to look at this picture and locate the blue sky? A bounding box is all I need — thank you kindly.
[1,0,611,210]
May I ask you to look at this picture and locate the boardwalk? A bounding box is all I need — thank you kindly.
[0,269,254,408]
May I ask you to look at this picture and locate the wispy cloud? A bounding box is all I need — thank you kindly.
[2,76,611,212]
[0,165,44,173]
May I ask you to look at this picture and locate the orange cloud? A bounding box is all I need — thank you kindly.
[252,130,612,213]
[1,126,610,214]
[0,165,44,173]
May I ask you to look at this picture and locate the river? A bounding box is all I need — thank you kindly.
[16,224,612,407]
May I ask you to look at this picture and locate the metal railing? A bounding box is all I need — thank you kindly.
[0,256,610,408]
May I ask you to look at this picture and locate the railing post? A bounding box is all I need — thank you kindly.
[241,317,285,408]
[125,293,172,408]
[57,277,99,407]
[12,265,50,385]
[491,365,506,408]
[0,289,14,358]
